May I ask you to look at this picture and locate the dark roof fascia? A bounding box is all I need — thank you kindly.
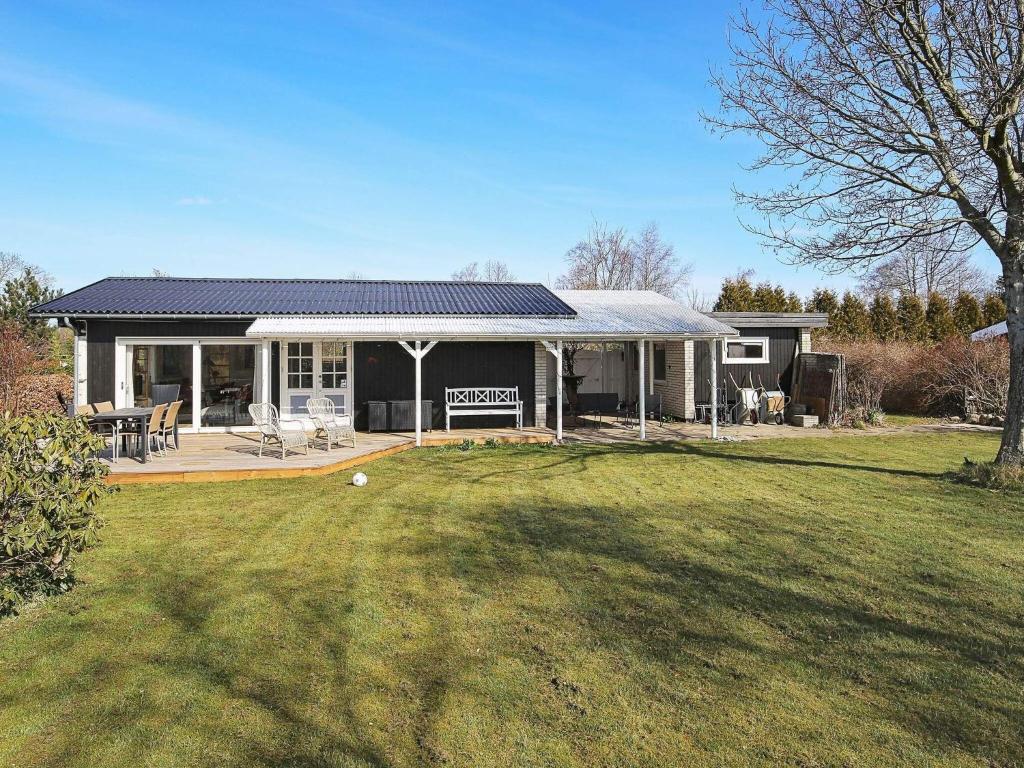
[709,312,829,329]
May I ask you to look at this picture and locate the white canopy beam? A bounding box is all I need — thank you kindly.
[540,340,563,442]
[398,340,438,446]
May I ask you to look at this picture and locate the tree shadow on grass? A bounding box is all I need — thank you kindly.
[444,495,1023,765]
[460,440,946,483]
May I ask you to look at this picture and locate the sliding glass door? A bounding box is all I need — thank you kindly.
[129,344,194,423]
[200,344,256,427]
[117,337,265,432]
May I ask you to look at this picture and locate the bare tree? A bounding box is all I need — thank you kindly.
[629,223,694,296]
[451,260,516,282]
[706,0,1024,465]
[683,286,714,312]
[557,220,691,298]
[857,232,989,298]
[0,252,25,285]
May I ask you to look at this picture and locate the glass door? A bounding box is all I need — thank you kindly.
[319,341,349,414]
[284,341,315,417]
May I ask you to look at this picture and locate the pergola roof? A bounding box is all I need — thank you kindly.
[246,290,738,340]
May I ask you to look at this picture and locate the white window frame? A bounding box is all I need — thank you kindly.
[114,336,262,433]
[722,337,770,365]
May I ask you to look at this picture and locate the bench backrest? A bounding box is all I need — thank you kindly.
[446,387,519,406]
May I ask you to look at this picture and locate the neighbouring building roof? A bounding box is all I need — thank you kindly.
[709,311,829,329]
[245,290,739,340]
[971,321,1007,341]
[29,277,577,318]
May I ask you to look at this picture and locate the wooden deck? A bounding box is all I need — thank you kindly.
[103,427,556,484]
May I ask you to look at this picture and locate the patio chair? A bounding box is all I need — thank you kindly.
[94,401,114,413]
[151,384,180,406]
[248,403,309,459]
[158,400,183,451]
[142,403,168,460]
[75,404,96,417]
[306,397,356,451]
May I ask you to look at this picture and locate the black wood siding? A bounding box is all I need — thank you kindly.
[694,327,798,404]
[85,319,254,404]
[353,341,535,430]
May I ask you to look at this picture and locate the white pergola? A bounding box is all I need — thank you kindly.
[247,291,738,447]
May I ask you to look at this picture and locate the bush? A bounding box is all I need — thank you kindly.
[818,336,930,418]
[1,412,113,616]
[17,373,73,415]
[920,336,1009,420]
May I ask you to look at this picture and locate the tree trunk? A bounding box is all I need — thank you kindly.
[997,253,1024,465]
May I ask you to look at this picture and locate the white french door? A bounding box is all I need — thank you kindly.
[281,340,352,420]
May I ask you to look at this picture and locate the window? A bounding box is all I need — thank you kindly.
[723,338,769,365]
[200,344,256,427]
[131,344,193,422]
[653,343,667,382]
[287,342,314,389]
[320,341,348,389]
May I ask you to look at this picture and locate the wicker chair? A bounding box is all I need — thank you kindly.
[248,403,309,459]
[306,397,356,451]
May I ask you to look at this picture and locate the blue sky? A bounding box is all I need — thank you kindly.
[0,0,859,299]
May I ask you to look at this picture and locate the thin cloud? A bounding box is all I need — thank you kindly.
[176,196,213,206]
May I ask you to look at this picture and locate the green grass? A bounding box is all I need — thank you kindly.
[2,433,1022,767]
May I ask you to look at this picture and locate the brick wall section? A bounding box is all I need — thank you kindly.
[653,341,693,420]
[798,328,812,354]
[534,342,547,427]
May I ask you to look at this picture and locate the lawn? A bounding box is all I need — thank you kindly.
[1,432,1022,767]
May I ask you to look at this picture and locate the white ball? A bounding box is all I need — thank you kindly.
[352,472,368,487]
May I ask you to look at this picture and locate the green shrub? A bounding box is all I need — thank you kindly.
[458,438,475,452]
[1,412,113,616]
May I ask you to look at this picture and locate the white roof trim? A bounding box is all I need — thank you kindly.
[971,321,1007,341]
[245,290,738,340]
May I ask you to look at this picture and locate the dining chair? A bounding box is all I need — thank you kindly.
[159,400,183,451]
[144,403,168,459]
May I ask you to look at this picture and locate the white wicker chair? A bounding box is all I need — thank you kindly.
[248,403,309,459]
[306,397,356,451]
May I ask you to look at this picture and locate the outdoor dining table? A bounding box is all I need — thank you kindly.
[89,406,173,464]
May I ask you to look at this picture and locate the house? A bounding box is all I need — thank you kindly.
[29,277,825,444]
[971,321,1007,342]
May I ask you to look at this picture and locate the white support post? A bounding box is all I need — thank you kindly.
[540,340,563,441]
[398,340,438,447]
[415,341,422,447]
[260,339,271,406]
[709,338,718,440]
[555,340,563,441]
[638,339,646,440]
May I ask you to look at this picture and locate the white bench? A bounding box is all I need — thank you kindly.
[445,387,522,431]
